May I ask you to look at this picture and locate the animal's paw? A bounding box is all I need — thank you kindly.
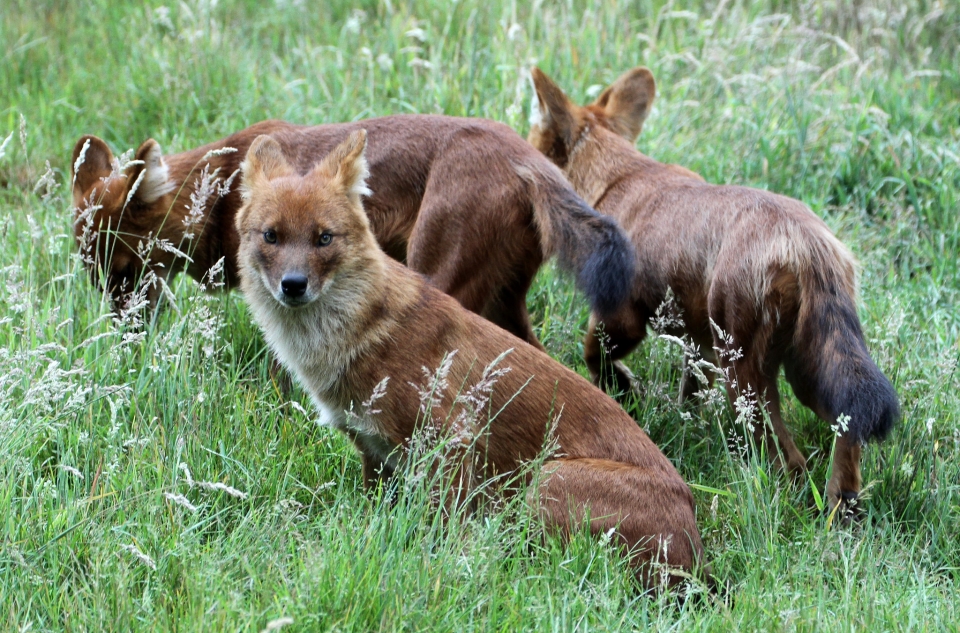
[612,360,639,388]
[827,490,863,527]
[593,360,639,401]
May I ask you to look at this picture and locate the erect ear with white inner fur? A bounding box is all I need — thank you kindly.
[528,70,548,128]
[529,67,578,148]
[311,129,372,201]
[240,135,295,200]
[126,139,176,205]
[71,135,114,196]
[591,67,656,142]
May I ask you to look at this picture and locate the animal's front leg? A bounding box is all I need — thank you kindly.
[679,344,719,404]
[825,434,863,525]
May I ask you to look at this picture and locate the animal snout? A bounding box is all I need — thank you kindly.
[280,273,309,298]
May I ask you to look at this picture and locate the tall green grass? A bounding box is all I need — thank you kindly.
[1,0,958,630]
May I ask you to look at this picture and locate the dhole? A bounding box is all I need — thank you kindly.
[69,115,634,348]
[528,67,898,519]
[234,130,704,589]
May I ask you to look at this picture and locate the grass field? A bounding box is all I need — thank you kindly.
[2,0,959,630]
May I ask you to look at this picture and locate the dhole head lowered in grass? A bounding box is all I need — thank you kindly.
[69,114,634,348]
[528,67,899,522]
[235,130,705,591]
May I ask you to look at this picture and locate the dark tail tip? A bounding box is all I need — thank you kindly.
[577,215,635,316]
[830,361,899,445]
[792,287,899,445]
[847,363,900,444]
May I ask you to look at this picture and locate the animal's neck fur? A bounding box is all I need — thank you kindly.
[565,127,691,212]
[244,248,416,402]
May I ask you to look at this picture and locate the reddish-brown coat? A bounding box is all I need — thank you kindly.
[236,132,704,590]
[70,115,633,347]
[529,67,898,520]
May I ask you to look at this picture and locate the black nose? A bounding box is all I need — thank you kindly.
[280,273,308,298]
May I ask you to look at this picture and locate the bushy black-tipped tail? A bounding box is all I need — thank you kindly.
[786,271,899,445]
[519,163,635,316]
[575,213,636,315]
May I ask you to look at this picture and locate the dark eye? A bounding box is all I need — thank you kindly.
[318,232,333,246]
[263,230,277,244]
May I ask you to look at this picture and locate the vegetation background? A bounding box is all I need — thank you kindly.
[1,0,958,630]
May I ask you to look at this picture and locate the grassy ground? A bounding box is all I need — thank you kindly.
[2,0,959,630]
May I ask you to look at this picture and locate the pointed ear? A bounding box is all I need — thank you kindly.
[591,67,656,142]
[71,135,114,196]
[530,67,578,147]
[312,129,371,200]
[125,139,175,204]
[240,135,295,200]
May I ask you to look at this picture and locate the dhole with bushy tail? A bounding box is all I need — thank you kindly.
[235,130,704,590]
[528,67,898,520]
[69,115,633,348]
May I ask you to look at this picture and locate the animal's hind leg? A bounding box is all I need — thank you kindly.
[584,305,648,398]
[533,457,703,591]
[783,357,865,523]
[479,273,544,351]
[710,276,807,474]
[825,434,863,525]
[762,374,808,475]
[406,216,495,315]
[407,172,544,346]
[716,329,807,475]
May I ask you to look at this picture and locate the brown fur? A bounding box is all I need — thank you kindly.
[528,67,898,519]
[70,115,634,348]
[235,132,703,590]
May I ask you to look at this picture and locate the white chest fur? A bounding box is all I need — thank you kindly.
[247,288,399,468]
